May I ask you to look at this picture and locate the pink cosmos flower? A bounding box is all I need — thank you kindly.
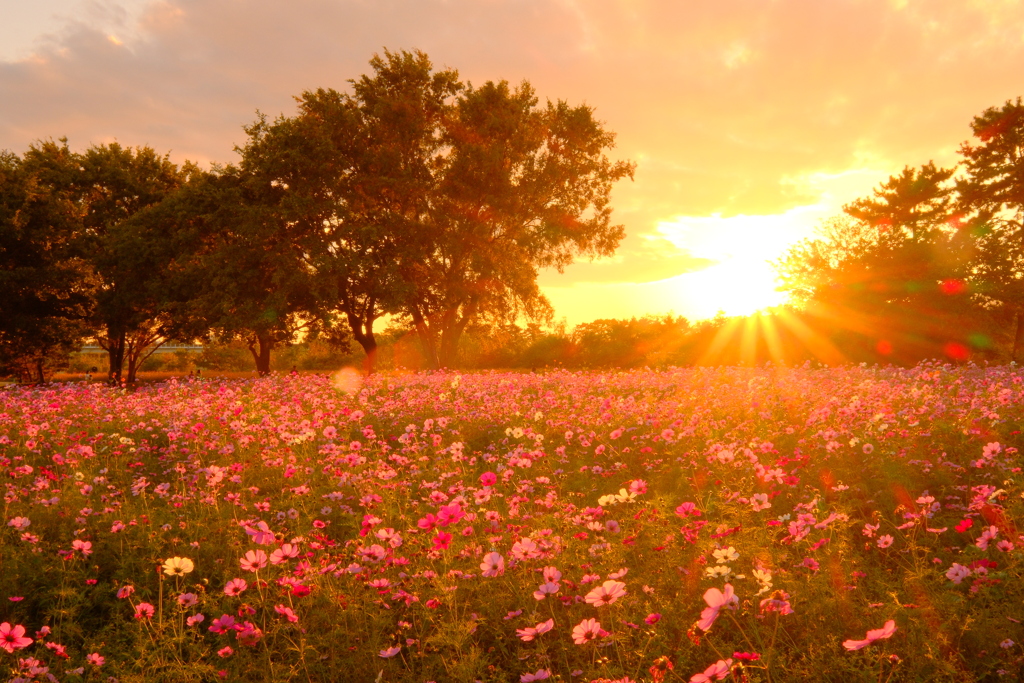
[521,669,552,682]
[270,543,299,565]
[517,619,554,642]
[510,538,541,560]
[134,603,155,620]
[843,620,897,650]
[243,521,275,545]
[571,618,603,645]
[675,502,702,518]
[480,552,505,577]
[217,646,234,658]
[437,503,465,526]
[359,544,387,562]
[240,549,268,572]
[86,652,104,666]
[235,621,263,646]
[585,580,628,607]
[946,563,971,584]
[274,605,299,623]
[976,525,999,550]
[480,472,497,487]
[71,539,92,556]
[533,581,560,601]
[224,578,248,596]
[759,591,794,615]
[186,614,205,627]
[697,584,737,631]
[7,517,30,530]
[116,585,135,599]
[379,646,401,658]
[877,535,894,548]
[750,493,771,511]
[690,658,733,682]
[0,623,32,653]
[645,613,662,625]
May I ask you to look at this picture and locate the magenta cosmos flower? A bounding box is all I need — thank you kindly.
[0,623,32,653]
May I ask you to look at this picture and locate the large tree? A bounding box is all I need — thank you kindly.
[236,50,634,371]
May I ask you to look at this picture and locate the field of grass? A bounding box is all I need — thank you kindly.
[1,364,1022,682]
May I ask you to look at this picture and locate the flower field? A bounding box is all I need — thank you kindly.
[1,364,1023,682]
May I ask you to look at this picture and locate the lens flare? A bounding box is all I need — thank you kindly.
[331,367,363,395]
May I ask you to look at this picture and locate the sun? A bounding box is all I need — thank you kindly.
[676,257,788,319]
[650,211,812,320]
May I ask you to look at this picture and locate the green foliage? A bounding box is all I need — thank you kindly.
[0,142,93,381]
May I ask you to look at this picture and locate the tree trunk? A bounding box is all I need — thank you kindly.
[126,352,139,385]
[345,306,378,374]
[438,302,476,369]
[247,333,274,375]
[34,358,45,384]
[107,327,126,383]
[1013,309,1024,363]
[411,308,441,370]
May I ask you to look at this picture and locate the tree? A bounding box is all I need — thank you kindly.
[131,168,316,376]
[776,163,983,363]
[957,98,1024,360]
[233,57,454,372]
[235,50,634,371]
[74,143,191,382]
[0,142,93,382]
[406,76,634,368]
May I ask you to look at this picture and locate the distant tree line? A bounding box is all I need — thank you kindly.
[0,50,633,382]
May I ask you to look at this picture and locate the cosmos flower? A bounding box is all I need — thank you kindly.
[584,580,627,607]
[240,550,268,572]
[480,552,505,577]
[0,623,32,653]
[571,618,603,645]
[843,620,897,650]
[698,584,737,631]
[162,556,195,577]
[689,659,733,683]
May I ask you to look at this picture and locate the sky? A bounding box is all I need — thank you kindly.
[3,0,1024,326]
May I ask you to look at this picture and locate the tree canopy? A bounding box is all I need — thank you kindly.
[231,50,634,370]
